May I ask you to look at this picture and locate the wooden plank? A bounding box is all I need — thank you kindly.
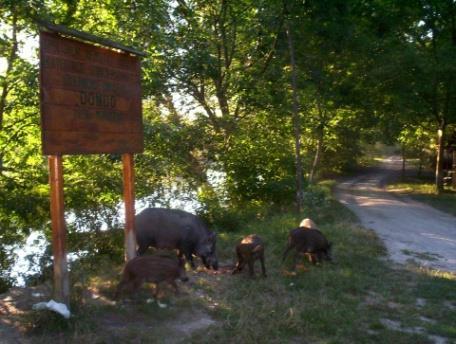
[41,54,140,83]
[48,155,70,307]
[453,151,456,189]
[41,34,141,71]
[41,104,142,133]
[41,89,133,112]
[41,72,140,98]
[122,153,137,261]
[43,131,144,155]
[37,19,147,57]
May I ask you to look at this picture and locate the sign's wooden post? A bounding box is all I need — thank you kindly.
[48,155,70,305]
[122,153,136,261]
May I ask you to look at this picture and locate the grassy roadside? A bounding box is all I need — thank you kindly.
[7,191,456,343]
[192,200,455,343]
[387,180,456,217]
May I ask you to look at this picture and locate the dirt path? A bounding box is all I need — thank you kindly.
[335,157,456,273]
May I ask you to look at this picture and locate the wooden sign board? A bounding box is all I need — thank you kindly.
[40,31,144,155]
[39,25,145,306]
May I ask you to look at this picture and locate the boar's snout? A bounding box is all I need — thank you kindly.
[212,260,219,270]
[201,254,218,270]
[207,253,219,270]
[198,237,218,270]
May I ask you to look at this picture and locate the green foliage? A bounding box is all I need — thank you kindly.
[222,111,296,206]
[0,249,13,292]
[68,228,124,264]
[198,192,268,232]
[397,126,435,175]
[198,181,337,233]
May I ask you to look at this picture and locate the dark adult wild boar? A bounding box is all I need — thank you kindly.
[135,208,218,270]
[232,234,266,277]
[282,228,332,269]
[115,254,188,299]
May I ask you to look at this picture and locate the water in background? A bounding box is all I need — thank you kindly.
[8,195,202,286]
[8,169,225,286]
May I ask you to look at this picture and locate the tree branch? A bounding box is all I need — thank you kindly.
[0,13,18,130]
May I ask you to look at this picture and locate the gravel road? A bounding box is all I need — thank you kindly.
[335,157,456,273]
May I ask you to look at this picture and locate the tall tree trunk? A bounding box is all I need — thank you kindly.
[309,126,323,184]
[452,150,456,190]
[0,13,18,130]
[285,20,303,212]
[401,144,406,181]
[0,13,18,173]
[435,121,446,194]
[418,150,424,178]
[309,96,326,185]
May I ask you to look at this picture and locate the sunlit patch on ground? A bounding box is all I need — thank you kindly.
[407,265,456,281]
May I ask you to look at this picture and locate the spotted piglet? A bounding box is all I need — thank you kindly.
[232,234,266,277]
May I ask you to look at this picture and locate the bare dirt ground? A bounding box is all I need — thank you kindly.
[0,266,233,343]
[335,157,456,273]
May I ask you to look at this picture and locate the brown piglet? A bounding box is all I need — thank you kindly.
[232,234,266,277]
[115,254,188,300]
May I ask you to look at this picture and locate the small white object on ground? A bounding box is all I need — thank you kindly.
[157,301,168,308]
[32,299,71,319]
